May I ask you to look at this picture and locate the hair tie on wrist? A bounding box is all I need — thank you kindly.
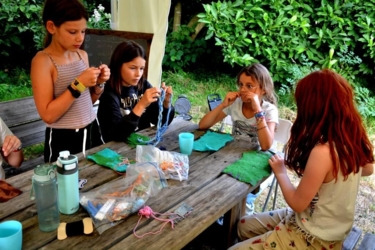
[257,125,267,131]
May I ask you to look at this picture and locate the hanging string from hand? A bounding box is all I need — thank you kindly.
[138,89,172,146]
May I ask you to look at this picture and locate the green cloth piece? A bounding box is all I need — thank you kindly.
[87,148,129,172]
[222,151,273,186]
[193,131,234,152]
[127,133,150,148]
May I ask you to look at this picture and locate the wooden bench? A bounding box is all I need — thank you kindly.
[1,97,105,178]
[343,226,375,250]
[0,97,45,176]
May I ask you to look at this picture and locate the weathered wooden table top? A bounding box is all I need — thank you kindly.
[0,118,264,250]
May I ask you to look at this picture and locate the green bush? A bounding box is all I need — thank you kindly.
[198,0,375,86]
[163,25,209,71]
[0,0,44,69]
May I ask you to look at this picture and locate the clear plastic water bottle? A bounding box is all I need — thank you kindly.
[56,151,79,214]
[31,164,60,232]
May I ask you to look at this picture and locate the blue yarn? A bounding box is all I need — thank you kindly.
[138,89,172,146]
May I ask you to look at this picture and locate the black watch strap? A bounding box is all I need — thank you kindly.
[67,85,81,98]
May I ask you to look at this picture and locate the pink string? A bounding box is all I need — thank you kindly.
[133,206,182,238]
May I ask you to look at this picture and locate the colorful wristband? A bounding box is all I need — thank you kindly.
[68,85,81,98]
[254,110,265,119]
[73,79,86,93]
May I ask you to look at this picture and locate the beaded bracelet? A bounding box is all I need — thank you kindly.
[254,110,265,119]
[257,125,267,131]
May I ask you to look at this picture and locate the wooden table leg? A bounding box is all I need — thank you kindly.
[223,196,247,248]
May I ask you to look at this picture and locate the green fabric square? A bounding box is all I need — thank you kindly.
[87,148,130,172]
[127,133,151,148]
[223,150,273,185]
[193,131,234,152]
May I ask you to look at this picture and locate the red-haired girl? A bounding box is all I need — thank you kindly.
[229,69,374,250]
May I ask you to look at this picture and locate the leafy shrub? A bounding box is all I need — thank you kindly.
[198,0,375,87]
[163,25,209,72]
[0,67,33,101]
[0,0,44,69]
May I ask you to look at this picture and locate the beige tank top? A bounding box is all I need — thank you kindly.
[295,167,362,241]
[41,51,95,129]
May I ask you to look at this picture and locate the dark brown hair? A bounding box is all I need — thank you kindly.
[108,41,147,95]
[42,0,88,48]
[285,69,374,179]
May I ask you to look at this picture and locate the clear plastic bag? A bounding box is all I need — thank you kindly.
[79,162,167,234]
[136,145,189,181]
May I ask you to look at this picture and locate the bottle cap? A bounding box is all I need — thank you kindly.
[33,164,56,182]
[59,150,70,159]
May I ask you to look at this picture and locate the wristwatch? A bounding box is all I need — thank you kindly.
[73,78,86,93]
[67,85,81,98]
[96,82,106,88]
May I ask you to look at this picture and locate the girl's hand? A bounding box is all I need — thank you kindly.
[241,92,262,111]
[269,154,287,176]
[139,87,161,108]
[161,82,173,107]
[2,135,22,157]
[223,92,240,107]
[76,67,101,87]
[97,64,111,84]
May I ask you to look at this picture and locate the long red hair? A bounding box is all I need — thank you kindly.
[285,69,374,179]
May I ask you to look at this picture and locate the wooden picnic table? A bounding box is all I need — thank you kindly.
[0,117,267,250]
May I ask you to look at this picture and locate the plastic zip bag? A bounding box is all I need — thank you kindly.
[136,145,189,181]
[79,162,167,234]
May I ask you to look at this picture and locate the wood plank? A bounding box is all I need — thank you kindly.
[358,233,375,250]
[34,134,260,249]
[0,97,41,126]
[2,123,190,248]
[2,119,266,250]
[109,174,251,250]
[223,196,247,248]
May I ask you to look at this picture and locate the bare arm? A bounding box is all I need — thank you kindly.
[257,119,276,150]
[269,144,332,212]
[31,51,101,124]
[199,92,239,130]
[1,135,24,168]
[198,103,228,130]
[362,162,374,176]
[31,53,76,124]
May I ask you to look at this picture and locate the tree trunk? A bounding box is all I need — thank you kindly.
[173,2,181,32]
[187,15,205,41]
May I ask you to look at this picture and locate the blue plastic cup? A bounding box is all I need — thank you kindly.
[179,132,194,155]
[0,220,22,250]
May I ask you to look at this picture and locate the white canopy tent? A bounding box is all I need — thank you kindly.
[110,0,171,87]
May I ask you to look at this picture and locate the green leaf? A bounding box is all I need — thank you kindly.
[284,5,294,11]
[236,10,242,20]
[290,15,297,23]
[215,37,224,46]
